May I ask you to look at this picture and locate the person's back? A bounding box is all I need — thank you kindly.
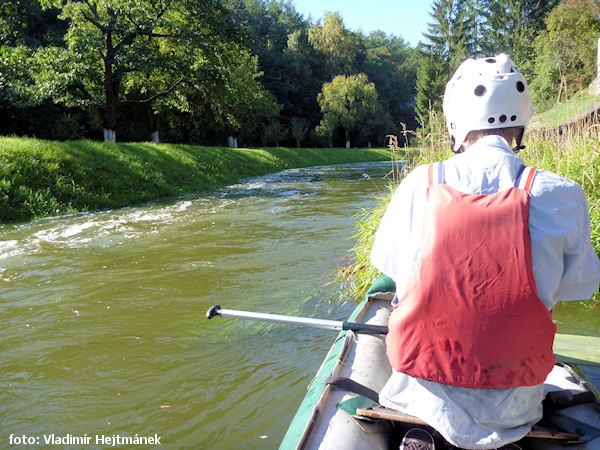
[371,54,600,449]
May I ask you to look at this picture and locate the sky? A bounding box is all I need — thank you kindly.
[291,0,435,47]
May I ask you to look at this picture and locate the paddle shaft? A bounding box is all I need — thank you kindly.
[206,306,600,366]
[206,305,389,335]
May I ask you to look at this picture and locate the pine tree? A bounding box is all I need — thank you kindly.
[415,0,472,128]
[414,46,448,125]
[481,0,561,75]
[482,0,532,65]
[465,0,486,57]
[423,0,472,73]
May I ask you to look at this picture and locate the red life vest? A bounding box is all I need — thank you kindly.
[386,162,556,389]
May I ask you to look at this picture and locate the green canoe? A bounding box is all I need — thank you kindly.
[280,276,600,450]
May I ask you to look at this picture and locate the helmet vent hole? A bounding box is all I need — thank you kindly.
[474,85,486,96]
[488,117,495,124]
[499,115,507,123]
[516,81,525,92]
[511,115,517,121]
[486,58,496,63]
[510,66,515,73]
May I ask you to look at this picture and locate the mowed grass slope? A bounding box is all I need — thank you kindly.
[0,137,392,223]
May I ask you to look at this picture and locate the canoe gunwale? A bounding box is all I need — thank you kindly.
[279,292,393,449]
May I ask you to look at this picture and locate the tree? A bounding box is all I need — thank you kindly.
[0,0,65,47]
[414,46,447,127]
[225,0,324,146]
[362,31,417,131]
[309,12,363,78]
[531,0,600,106]
[465,0,486,57]
[316,73,381,148]
[478,0,561,80]
[0,45,37,108]
[261,119,287,147]
[415,0,472,128]
[290,117,309,148]
[482,0,531,62]
[35,0,240,142]
[193,45,280,147]
[423,0,472,74]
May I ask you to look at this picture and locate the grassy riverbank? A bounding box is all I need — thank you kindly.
[0,137,392,223]
[340,129,600,304]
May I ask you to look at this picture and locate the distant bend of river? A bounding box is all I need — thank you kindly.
[0,161,596,449]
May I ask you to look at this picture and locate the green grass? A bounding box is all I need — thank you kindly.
[0,137,392,223]
[529,92,600,130]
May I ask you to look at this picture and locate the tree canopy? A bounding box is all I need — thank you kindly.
[316,73,387,148]
[531,0,600,106]
[415,0,584,131]
[0,0,597,146]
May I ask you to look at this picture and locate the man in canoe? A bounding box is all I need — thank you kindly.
[370,54,600,449]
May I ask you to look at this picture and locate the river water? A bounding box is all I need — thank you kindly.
[1,161,597,449]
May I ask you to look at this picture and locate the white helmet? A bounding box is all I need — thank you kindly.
[443,54,533,152]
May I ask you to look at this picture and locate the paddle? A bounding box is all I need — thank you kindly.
[207,305,600,368]
[206,305,388,334]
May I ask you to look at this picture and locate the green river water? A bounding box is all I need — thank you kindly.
[1,162,598,449]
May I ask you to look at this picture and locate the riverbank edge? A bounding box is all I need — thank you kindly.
[0,137,395,223]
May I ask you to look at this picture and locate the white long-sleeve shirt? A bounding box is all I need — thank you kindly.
[371,135,600,449]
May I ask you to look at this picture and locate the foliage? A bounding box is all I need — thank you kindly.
[416,0,471,128]
[531,0,600,108]
[414,45,448,126]
[0,45,38,107]
[224,0,324,139]
[290,117,309,148]
[0,136,391,223]
[27,0,267,141]
[308,11,362,78]
[191,43,280,135]
[0,0,65,47]
[414,0,565,125]
[482,0,534,69]
[4,0,599,149]
[362,31,418,131]
[261,119,287,146]
[1,0,417,146]
[481,0,560,76]
[316,73,382,147]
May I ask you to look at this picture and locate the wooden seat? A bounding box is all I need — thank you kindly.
[355,406,580,441]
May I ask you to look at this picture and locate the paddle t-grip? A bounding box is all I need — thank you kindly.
[206,305,222,319]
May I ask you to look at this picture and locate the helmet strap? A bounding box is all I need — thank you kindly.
[513,128,526,153]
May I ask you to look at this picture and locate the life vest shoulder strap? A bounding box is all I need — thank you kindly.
[428,162,537,192]
[427,161,444,187]
[515,166,537,193]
